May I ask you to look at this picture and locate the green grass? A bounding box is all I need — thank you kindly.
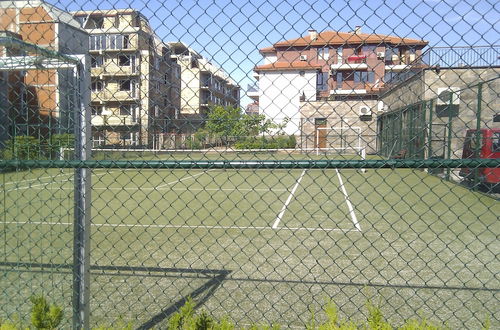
[0,163,498,328]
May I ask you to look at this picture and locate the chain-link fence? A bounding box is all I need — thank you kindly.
[1,0,499,329]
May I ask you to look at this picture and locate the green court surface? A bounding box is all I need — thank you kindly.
[1,166,499,328]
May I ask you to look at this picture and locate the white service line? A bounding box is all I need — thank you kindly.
[2,221,358,233]
[155,169,215,188]
[335,169,361,231]
[272,169,307,229]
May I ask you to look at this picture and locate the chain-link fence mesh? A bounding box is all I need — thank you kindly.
[0,0,499,328]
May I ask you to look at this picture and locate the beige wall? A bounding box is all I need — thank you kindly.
[300,100,378,154]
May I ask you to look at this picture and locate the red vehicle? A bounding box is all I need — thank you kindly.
[460,128,500,192]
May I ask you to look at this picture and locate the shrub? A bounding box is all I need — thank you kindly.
[1,136,41,160]
[234,135,296,150]
[30,296,63,330]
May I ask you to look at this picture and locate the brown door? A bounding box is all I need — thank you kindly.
[315,118,327,149]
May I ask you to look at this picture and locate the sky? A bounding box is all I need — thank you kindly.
[50,0,499,106]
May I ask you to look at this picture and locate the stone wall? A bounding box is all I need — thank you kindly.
[299,100,378,154]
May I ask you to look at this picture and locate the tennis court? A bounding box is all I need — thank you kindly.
[1,162,498,328]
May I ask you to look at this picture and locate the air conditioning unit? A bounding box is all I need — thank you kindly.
[300,55,307,61]
[377,52,385,59]
[359,105,372,116]
[391,54,399,61]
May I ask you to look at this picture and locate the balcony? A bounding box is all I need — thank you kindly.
[91,90,139,103]
[331,55,368,70]
[91,115,139,126]
[91,65,139,77]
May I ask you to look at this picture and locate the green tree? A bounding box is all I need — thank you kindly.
[205,105,275,144]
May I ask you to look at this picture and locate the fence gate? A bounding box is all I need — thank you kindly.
[1,1,499,329]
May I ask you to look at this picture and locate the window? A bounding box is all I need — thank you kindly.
[316,71,329,91]
[119,80,131,91]
[385,46,399,63]
[362,45,376,55]
[317,47,329,60]
[492,132,500,152]
[108,34,130,50]
[118,55,130,66]
[191,60,198,69]
[91,105,103,115]
[120,131,131,140]
[92,131,105,148]
[87,16,104,29]
[91,80,103,92]
[354,71,375,83]
[90,35,106,50]
[384,71,396,83]
[90,55,103,68]
[119,104,132,115]
[336,72,343,89]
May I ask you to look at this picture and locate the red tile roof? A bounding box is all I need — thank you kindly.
[260,30,427,51]
[254,61,323,72]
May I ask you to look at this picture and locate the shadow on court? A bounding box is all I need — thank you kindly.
[0,262,231,329]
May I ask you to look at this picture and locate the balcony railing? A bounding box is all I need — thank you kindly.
[91,115,139,126]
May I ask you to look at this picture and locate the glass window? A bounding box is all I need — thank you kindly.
[91,80,103,92]
[118,55,130,66]
[317,47,330,60]
[119,105,131,115]
[119,80,131,91]
[336,72,343,89]
[492,132,500,152]
[90,35,105,50]
[91,105,103,115]
[362,45,376,55]
[316,71,329,91]
[90,55,103,68]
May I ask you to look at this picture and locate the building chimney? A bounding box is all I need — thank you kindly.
[308,29,318,41]
[354,26,362,34]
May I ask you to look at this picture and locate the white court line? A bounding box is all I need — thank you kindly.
[6,171,112,192]
[335,169,361,231]
[156,169,215,188]
[272,169,307,229]
[1,170,73,187]
[1,221,358,233]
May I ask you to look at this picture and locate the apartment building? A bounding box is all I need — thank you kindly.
[168,42,240,133]
[253,27,427,151]
[0,0,89,140]
[72,9,181,148]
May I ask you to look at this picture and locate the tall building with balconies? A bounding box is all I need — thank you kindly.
[254,27,428,138]
[168,42,240,133]
[72,9,181,148]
